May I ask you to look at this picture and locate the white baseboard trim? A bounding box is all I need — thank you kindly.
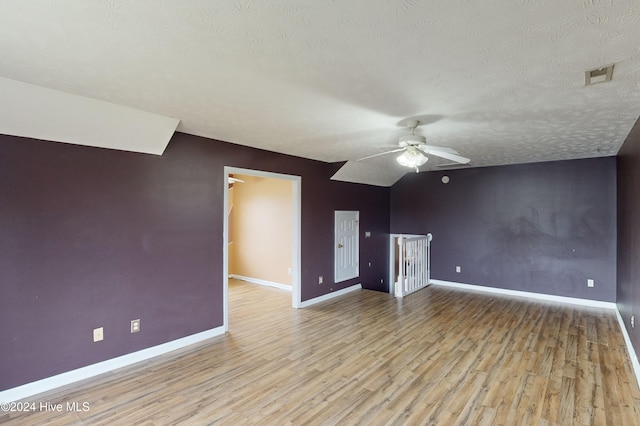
[430,280,617,309]
[615,308,640,391]
[300,284,362,308]
[229,274,292,291]
[0,326,225,403]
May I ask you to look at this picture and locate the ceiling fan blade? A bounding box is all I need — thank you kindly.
[419,146,470,164]
[421,145,459,154]
[357,148,404,161]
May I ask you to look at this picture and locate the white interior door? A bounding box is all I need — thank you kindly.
[335,210,359,283]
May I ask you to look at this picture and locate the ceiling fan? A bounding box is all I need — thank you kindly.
[357,119,470,172]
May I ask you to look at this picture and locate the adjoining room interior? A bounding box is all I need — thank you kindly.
[227,173,294,292]
[2,2,640,424]
[223,167,302,319]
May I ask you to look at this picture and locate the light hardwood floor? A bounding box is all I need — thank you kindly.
[2,280,640,425]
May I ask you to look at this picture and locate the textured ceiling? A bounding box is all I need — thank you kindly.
[1,1,640,185]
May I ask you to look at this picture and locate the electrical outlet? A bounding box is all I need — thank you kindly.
[456,266,461,273]
[319,276,323,284]
[287,267,292,275]
[131,319,141,333]
[93,327,104,342]
[365,231,371,238]
[587,279,594,288]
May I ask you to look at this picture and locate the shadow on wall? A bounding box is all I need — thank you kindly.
[480,205,610,289]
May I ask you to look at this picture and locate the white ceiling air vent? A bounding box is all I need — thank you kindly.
[585,64,614,86]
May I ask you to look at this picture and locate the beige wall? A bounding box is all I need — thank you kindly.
[228,174,292,286]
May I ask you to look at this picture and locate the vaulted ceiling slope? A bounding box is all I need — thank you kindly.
[1,1,639,186]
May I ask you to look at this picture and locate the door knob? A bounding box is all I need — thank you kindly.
[338,243,343,248]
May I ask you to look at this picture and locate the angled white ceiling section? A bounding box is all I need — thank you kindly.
[0,77,179,155]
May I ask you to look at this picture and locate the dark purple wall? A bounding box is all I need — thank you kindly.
[0,133,390,390]
[617,117,640,362]
[301,174,391,299]
[390,158,617,302]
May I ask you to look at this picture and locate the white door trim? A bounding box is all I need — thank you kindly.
[223,167,302,332]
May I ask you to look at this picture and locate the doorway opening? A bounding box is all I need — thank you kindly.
[223,167,302,331]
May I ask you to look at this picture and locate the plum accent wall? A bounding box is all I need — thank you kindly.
[0,132,390,391]
[617,117,640,362]
[390,157,617,302]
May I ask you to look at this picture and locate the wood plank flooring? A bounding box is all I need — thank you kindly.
[2,280,640,425]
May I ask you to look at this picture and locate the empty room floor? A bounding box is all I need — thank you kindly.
[2,279,640,425]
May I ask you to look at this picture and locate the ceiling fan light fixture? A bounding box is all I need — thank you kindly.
[396,146,428,169]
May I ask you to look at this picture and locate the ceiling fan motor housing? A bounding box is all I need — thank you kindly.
[399,134,426,147]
